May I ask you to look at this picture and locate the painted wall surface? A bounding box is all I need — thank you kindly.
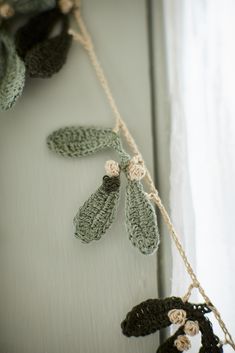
[0,1,159,352]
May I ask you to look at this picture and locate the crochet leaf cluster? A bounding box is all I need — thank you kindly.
[0,3,72,111]
[47,125,160,255]
[121,297,223,353]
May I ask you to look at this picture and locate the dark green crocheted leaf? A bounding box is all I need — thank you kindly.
[121,298,173,337]
[198,317,223,353]
[157,328,185,353]
[47,126,120,157]
[125,180,160,255]
[24,11,71,78]
[11,0,56,14]
[15,8,61,59]
[25,33,72,78]
[74,176,120,243]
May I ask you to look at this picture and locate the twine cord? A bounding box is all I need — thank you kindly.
[67,1,235,349]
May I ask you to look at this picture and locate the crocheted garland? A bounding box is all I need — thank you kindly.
[47,126,160,255]
[0,1,72,111]
[0,1,233,349]
[121,296,223,353]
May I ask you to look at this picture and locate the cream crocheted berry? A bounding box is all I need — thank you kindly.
[168,309,187,326]
[174,335,191,351]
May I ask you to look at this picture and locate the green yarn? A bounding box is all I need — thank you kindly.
[122,297,222,353]
[7,0,56,14]
[47,126,122,158]
[125,179,160,255]
[47,125,160,255]
[74,175,120,243]
[0,30,25,111]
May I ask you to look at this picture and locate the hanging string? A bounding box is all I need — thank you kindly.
[64,0,235,349]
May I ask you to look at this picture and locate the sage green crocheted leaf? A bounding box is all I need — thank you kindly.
[74,175,120,243]
[8,0,56,14]
[0,31,25,111]
[47,126,120,157]
[125,180,160,255]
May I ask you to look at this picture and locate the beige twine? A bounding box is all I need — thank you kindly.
[66,0,235,349]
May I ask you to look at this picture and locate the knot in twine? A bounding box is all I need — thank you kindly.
[168,309,187,326]
[174,335,191,352]
[105,160,120,177]
[184,320,199,336]
[0,3,14,18]
[128,155,146,181]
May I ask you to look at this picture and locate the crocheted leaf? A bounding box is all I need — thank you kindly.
[0,31,25,111]
[125,180,160,255]
[157,328,185,353]
[156,316,223,353]
[25,34,71,78]
[24,13,72,78]
[47,127,120,157]
[121,298,183,337]
[10,0,56,14]
[74,175,120,243]
[198,317,223,353]
[15,8,61,59]
[122,297,211,337]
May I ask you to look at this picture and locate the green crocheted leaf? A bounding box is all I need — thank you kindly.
[15,8,61,59]
[0,31,25,111]
[121,298,174,337]
[74,176,120,243]
[15,8,72,78]
[47,126,120,157]
[25,25,72,78]
[125,180,160,255]
[157,328,185,353]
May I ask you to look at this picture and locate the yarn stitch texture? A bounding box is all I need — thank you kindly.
[0,1,72,110]
[47,125,160,255]
[121,296,223,353]
[15,8,62,59]
[47,126,120,157]
[125,179,160,255]
[0,30,25,111]
[74,175,120,243]
[15,7,72,78]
